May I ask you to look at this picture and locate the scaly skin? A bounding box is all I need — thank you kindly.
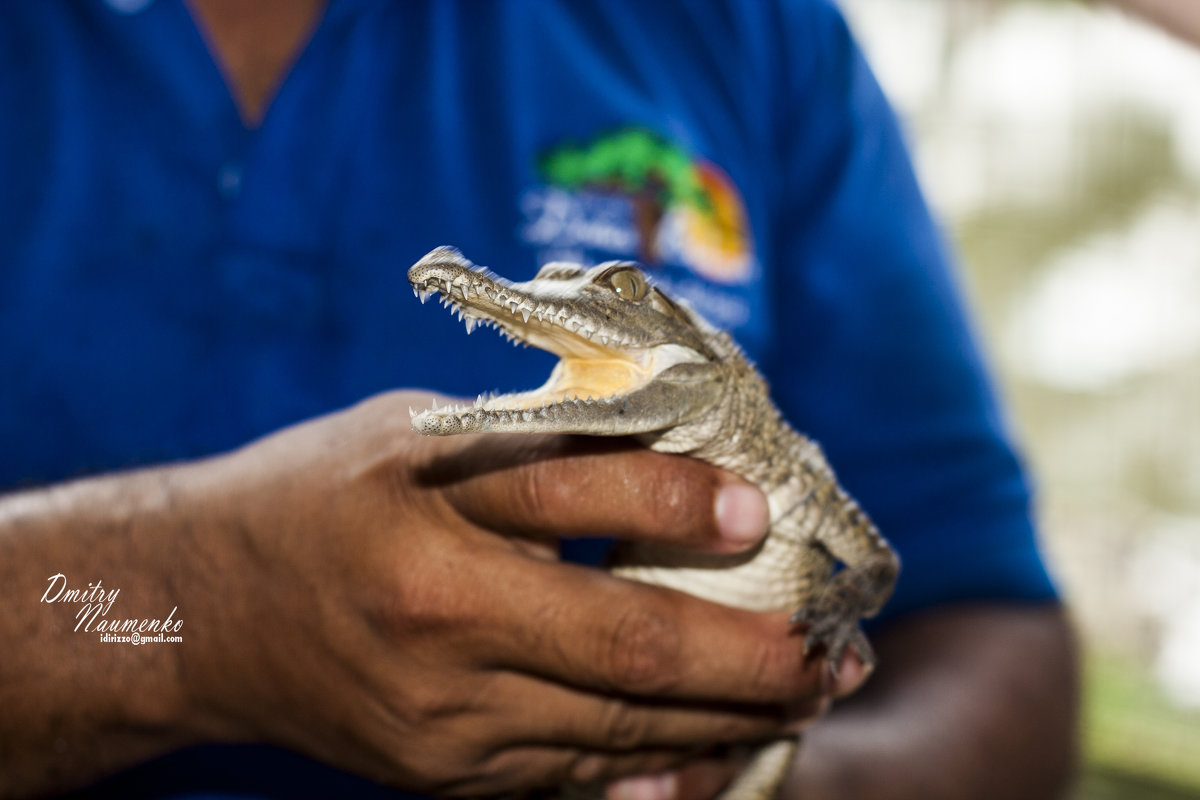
[407,247,899,800]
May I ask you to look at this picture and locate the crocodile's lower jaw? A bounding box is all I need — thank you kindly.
[478,357,654,412]
[409,342,709,436]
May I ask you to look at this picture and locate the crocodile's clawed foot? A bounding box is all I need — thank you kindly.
[789,606,875,675]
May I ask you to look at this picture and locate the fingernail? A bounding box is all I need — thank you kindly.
[832,651,871,698]
[715,484,769,547]
[608,772,678,800]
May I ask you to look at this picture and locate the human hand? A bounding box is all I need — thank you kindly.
[605,648,871,800]
[175,390,837,794]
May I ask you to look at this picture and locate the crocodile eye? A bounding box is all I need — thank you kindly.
[608,269,648,301]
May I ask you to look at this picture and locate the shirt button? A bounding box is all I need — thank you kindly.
[217,162,243,200]
[105,0,155,14]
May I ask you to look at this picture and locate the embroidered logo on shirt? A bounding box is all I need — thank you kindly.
[520,129,755,286]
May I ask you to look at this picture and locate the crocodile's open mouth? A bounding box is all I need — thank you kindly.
[406,248,716,436]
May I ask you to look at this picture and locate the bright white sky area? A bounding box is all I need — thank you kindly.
[843,0,1200,708]
[844,0,1200,392]
[1008,195,1200,390]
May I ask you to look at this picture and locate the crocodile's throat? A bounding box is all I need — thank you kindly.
[407,248,713,436]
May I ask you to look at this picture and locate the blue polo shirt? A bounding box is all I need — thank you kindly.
[2,0,1056,795]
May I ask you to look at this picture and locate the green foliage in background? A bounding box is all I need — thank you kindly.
[1078,654,1200,798]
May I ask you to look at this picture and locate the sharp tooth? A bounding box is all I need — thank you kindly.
[417,289,431,304]
[409,406,417,418]
[464,317,477,334]
[521,308,531,324]
[600,334,609,346]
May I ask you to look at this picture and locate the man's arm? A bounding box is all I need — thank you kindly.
[0,391,843,797]
[0,468,198,794]
[788,604,1079,800]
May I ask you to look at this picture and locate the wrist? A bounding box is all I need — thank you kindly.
[161,451,277,746]
[0,466,211,791]
[165,444,340,753]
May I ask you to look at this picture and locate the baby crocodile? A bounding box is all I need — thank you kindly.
[408,247,899,800]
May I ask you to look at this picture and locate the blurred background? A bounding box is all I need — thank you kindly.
[839,1,1200,797]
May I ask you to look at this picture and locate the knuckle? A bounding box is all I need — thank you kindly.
[514,459,566,526]
[455,748,598,796]
[605,602,684,694]
[748,634,806,700]
[597,700,649,751]
[433,747,513,797]
[633,463,712,538]
[565,752,613,784]
[381,569,459,634]
[398,681,460,729]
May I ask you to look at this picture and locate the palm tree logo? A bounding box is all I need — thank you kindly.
[539,129,752,281]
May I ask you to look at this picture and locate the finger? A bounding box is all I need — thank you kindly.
[483,669,821,752]
[672,754,748,800]
[459,746,695,798]
[607,753,749,800]
[478,552,828,704]
[608,772,680,800]
[831,646,872,699]
[426,434,768,553]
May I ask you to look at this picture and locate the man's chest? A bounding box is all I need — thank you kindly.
[0,0,784,486]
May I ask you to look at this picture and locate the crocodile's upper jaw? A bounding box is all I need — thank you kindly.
[407,247,725,437]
